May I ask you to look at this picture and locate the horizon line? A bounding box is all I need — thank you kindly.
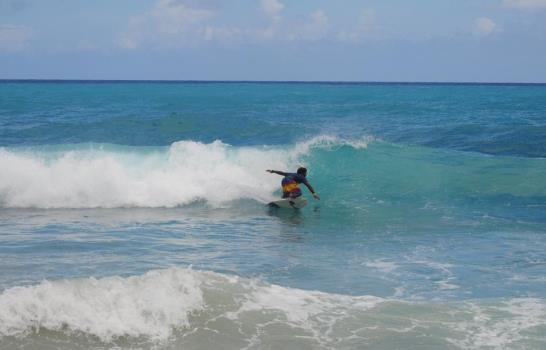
[1,79,545,85]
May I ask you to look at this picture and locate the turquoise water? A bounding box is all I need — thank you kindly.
[1,81,546,349]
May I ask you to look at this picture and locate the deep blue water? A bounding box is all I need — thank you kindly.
[1,81,545,349]
[2,81,546,156]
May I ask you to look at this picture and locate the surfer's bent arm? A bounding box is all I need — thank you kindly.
[266,170,288,176]
[302,179,320,200]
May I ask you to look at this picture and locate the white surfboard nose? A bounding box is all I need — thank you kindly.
[268,197,308,209]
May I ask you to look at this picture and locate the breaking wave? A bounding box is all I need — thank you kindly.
[0,136,372,209]
[1,267,544,349]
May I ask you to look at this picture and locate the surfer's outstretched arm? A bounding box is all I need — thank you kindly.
[266,170,288,176]
[302,180,320,200]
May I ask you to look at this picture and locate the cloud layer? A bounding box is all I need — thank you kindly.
[119,0,222,49]
[1,0,545,82]
[503,0,546,9]
[117,0,385,48]
[473,17,498,37]
[0,24,32,52]
[111,0,546,50]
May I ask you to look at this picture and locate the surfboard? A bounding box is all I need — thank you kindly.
[267,197,308,209]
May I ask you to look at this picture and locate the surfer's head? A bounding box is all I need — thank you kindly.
[297,167,307,177]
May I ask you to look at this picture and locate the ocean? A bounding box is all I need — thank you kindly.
[1,81,545,349]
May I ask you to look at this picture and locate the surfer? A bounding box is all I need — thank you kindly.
[266,167,320,200]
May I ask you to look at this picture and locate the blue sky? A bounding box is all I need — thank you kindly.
[1,0,545,82]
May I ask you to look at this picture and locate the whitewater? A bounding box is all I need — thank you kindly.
[0,136,370,208]
[1,81,546,349]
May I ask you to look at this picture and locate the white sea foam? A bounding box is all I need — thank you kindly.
[447,298,546,349]
[0,268,205,341]
[225,280,383,345]
[364,259,400,273]
[0,267,384,343]
[293,134,373,154]
[0,136,373,209]
[0,141,281,208]
[1,267,545,349]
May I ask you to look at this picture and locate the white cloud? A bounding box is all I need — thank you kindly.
[337,9,376,43]
[0,24,32,52]
[256,0,286,40]
[257,0,285,39]
[119,0,239,49]
[310,10,328,28]
[283,10,330,42]
[261,0,285,21]
[473,17,498,37]
[199,26,242,42]
[257,8,331,42]
[151,0,213,35]
[298,10,330,41]
[503,0,546,9]
[119,15,153,49]
[76,40,99,51]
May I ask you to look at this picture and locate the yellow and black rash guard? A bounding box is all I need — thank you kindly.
[281,173,309,198]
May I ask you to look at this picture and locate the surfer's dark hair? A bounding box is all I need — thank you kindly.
[297,167,307,176]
